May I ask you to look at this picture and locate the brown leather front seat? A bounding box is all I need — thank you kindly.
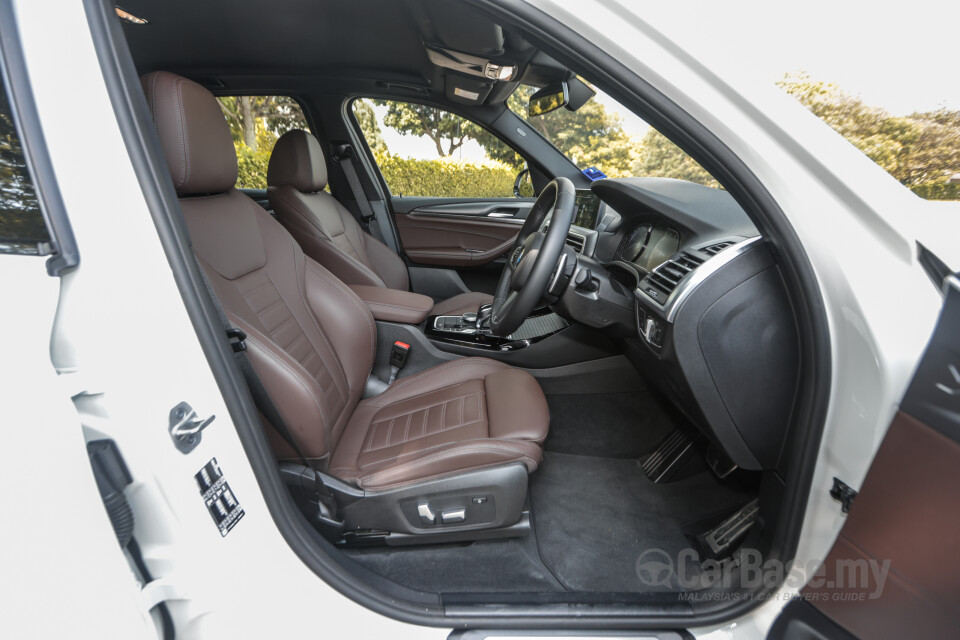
[140,72,548,511]
[266,129,494,317]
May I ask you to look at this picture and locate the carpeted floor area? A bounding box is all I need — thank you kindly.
[342,510,565,594]
[343,451,754,595]
[542,391,680,458]
[527,451,753,592]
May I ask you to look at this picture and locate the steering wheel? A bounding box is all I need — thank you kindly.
[489,177,576,336]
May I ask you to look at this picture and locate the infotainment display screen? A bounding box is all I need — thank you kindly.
[573,190,602,230]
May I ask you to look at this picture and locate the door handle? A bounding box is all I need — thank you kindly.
[486,212,514,218]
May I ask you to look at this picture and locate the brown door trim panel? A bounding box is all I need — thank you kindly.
[803,411,960,638]
[802,275,960,639]
[395,212,519,267]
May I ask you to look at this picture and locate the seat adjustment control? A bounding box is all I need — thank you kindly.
[417,503,436,524]
[441,508,466,524]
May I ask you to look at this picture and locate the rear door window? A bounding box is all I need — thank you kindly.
[216,96,309,189]
[0,79,50,255]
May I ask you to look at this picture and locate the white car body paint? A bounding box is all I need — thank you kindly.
[6,1,443,637]
[2,0,958,637]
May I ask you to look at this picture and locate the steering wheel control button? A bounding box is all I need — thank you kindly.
[441,508,467,524]
[417,503,436,525]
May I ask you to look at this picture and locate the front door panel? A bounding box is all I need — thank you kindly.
[395,208,523,267]
[773,274,960,638]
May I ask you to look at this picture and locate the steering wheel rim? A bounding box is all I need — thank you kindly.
[489,177,576,337]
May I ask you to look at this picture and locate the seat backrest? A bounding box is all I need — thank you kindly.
[266,130,409,291]
[141,71,375,463]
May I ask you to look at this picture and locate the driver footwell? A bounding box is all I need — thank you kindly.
[341,451,754,595]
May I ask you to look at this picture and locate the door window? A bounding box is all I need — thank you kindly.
[216,96,309,189]
[0,80,50,256]
[352,98,531,197]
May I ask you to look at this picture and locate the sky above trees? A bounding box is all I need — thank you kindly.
[635,1,960,116]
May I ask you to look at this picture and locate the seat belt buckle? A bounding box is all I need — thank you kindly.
[226,327,247,353]
[388,341,410,383]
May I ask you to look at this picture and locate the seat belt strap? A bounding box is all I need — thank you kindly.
[332,143,381,237]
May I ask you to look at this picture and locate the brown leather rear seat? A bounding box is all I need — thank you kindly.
[139,72,548,530]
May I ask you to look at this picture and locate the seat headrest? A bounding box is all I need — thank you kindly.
[267,129,327,193]
[140,71,238,196]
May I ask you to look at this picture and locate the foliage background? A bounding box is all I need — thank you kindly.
[0,87,48,253]
[215,79,960,201]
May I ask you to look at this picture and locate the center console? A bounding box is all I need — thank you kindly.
[426,304,570,352]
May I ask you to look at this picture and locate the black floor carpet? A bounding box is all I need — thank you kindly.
[543,391,679,458]
[528,452,753,592]
[342,511,565,593]
[342,390,755,595]
[344,452,754,595]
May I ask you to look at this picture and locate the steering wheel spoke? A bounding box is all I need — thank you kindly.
[489,177,577,336]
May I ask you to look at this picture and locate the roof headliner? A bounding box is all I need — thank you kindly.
[118,0,544,98]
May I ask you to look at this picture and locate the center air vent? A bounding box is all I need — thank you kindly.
[701,240,736,256]
[644,252,704,301]
[565,233,585,254]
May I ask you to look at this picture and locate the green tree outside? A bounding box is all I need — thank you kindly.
[778,72,960,199]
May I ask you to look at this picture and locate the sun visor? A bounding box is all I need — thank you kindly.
[445,73,494,105]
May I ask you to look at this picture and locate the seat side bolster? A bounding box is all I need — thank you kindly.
[303,258,377,408]
[232,317,330,459]
[485,368,550,443]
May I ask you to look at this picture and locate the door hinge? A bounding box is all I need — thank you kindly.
[830,477,857,513]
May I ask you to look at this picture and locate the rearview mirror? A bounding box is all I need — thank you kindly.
[527,82,569,117]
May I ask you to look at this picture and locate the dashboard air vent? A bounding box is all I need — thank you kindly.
[645,252,704,299]
[565,233,585,254]
[701,240,736,256]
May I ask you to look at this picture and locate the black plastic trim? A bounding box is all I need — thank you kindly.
[901,274,960,443]
[85,0,831,631]
[767,598,857,640]
[0,0,79,275]
[917,241,953,294]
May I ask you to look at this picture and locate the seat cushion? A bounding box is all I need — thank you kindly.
[330,358,548,489]
[430,291,494,317]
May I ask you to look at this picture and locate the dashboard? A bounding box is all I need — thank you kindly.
[553,178,801,475]
[619,224,679,275]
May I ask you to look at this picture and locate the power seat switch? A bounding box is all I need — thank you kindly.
[195,458,245,536]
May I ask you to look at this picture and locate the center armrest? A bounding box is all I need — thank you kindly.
[348,285,434,324]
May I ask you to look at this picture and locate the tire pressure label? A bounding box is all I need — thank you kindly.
[195,458,244,537]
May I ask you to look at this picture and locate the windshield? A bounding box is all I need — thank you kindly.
[508,83,719,187]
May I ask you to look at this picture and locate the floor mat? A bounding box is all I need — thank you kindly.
[342,514,566,594]
[543,391,678,458]
[528,451,753,592]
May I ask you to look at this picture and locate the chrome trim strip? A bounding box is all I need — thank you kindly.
[635,236,763,323]
[547,252,568,293]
